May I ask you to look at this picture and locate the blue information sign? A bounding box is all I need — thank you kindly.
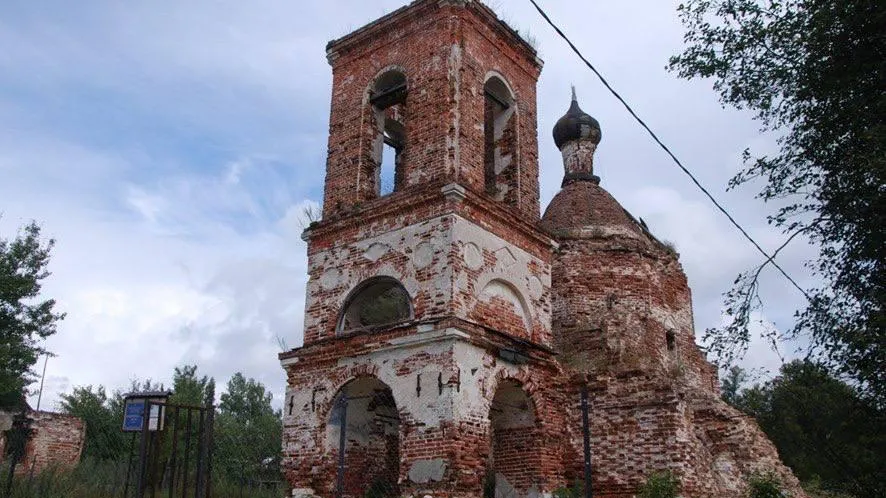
[121,391,170,432]
[123,399,146,432]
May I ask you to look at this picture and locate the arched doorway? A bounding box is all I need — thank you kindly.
[327,377,400,497]
[487,379,540,497]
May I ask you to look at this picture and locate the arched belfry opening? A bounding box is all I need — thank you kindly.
[327,377,401,497]
[337,277,413,334]
[484,75,519,206]
[487,379,541,497]
[369,69,408,197]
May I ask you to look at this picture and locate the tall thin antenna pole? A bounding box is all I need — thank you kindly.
[36,354,49,411]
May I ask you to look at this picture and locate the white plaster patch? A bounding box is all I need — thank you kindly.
[494,247,517,270]
[319,268,343,290]
[363,242,391,262]
[463,242,483,270]
[291,488,317,498]
[527,275,544,300]
[408,458,448,484]
[413,242,434,269]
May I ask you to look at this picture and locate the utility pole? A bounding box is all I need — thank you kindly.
[36,354,49,411]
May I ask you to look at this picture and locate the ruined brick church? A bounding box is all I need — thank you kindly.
[279,1,803,497]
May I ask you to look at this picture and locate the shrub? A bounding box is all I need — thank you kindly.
[747,472,789,498]
[553,479,585,498]
[638,470,680,498]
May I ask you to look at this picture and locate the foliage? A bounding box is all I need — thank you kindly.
[802,478,857,498]
[669,0,886,405]
[213,372,283,485]
[170,364,214,407]
[1,458,131,498]
[638,470,680,498]
[553,479,586,498]
[721,365,750,406]
[49,366,283,496]
[0,221,65,408]
[727,361,886,498]
[59,386,128,461]
[0,457,281,498]
[747,472,789,498]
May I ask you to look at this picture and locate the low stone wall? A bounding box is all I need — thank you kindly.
[0,410,85,474]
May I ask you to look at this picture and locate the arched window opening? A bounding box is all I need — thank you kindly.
[369,70,408,197]
[666,330,677,352]
[486,379,539,496]
[338,277,413,334]
[327,377,400,497]
[484,76,518,205]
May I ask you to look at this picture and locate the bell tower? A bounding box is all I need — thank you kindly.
[281,2,562,497]
[296,0,552,347]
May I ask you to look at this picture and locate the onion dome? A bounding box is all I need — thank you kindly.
[553,87,602,149]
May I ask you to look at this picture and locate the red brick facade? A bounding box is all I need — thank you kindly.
[280,2,804,497]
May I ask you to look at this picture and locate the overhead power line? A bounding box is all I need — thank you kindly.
[527,0,811,302]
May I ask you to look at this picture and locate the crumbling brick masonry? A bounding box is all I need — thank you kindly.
[0,410,85,475]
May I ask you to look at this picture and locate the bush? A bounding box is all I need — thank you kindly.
[638,471,680,498]
[553,479,585,498]
[747,472,789,498]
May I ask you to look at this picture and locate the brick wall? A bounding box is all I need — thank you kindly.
[302,193,553,347]
[321,0,541,221]
[0,410,86,474]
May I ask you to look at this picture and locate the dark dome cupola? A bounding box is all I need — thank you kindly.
[553,87,601,149]
[552,89,602,185]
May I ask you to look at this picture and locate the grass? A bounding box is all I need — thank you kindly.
[0,458,284,498]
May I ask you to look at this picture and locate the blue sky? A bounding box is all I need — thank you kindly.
[0,0,817,409]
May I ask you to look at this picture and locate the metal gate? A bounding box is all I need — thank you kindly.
[126,401,214,498]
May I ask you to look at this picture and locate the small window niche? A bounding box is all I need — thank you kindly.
[369,70,408,198]
[666,330,677,352]
[484,76,518,205]
[337,277,413,334]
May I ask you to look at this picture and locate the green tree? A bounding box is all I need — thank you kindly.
[170,365,214,407]
[214,373,282,485]
[722,366,751,406]
[0,221,66,409]
[731,361,885,498]
[669,0,886,405]
[59,385,128,461]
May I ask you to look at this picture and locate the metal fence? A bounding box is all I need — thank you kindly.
[0,401,282,498]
